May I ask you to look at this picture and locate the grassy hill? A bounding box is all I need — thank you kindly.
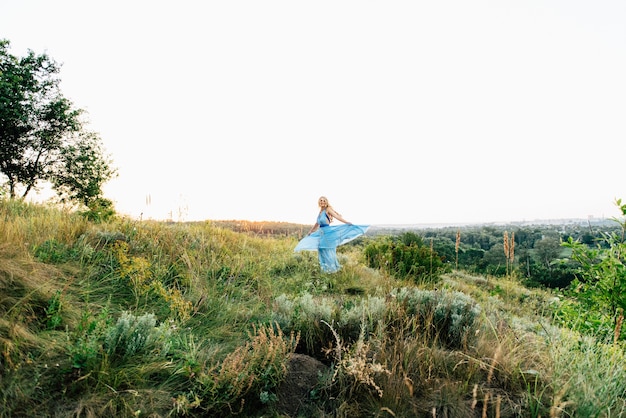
[1,200,625,417]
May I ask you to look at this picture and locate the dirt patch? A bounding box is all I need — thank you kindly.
[275,353,329,417]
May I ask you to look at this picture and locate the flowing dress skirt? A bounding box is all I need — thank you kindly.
[294,224,369,273]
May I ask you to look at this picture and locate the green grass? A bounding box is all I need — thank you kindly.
[0,199,625,417]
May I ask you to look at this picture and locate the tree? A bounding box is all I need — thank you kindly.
[533,236,561,269]
[52,131,116,207]
[0,39,115,207]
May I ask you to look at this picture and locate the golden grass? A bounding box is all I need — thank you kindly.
[1,199,625,417]
[0,201,90,249]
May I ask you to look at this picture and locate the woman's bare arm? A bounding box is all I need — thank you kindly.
[327,208,352,224]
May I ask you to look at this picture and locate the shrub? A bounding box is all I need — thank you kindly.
[273,292,336,355]
[113,241,193,321]
[561,199,626,340]
[81,197,116,223]
[323,319,391,401]
[33,239,71,263]
[104,312,172,361]
[364,233,445,283]
[178,323,299,416]
[392,288,482,349]
[45,290,63,330]
[69,307,112,371]
[338,295,387,341]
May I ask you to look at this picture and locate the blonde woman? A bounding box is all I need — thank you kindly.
[295,196,369,273]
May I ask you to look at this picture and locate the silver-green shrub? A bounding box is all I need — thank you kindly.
[272,293,295,330]
[104,312,172,360]
[392,287,482,348]
[272,292,337,354]
[338,295,387,340]
[273,292,334,330]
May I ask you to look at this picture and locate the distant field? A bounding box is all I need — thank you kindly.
[205,219,309,236]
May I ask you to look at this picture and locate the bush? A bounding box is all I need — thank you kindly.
[524,258,577,289]
[33,239,72,263]
[69,308,112,371]
[338,295,386,341]
[178,323,299,416]
[81,198,116,223]
[364,233,445,283]
[561,199,626,340]
[392,288,482,349]
[273,292,336,355]
[104,312,172,362]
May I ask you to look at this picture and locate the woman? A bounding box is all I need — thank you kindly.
[294,196,369,273]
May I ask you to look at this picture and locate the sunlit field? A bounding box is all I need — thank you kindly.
[1,199,624,417]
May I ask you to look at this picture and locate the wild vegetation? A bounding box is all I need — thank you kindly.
[0,39,116,216]
[3,39,625,417]
[1,198,625,417]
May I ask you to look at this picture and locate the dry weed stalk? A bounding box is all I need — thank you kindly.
[471,387,502,418]
[321,319,343,368]
[472,384,478,410]
[487,344,502,383]
[216,323,299,401]
[495,395,501,418]
[404,374,414,397]
[482,392,490,418]
[503,231,509,259]
[322,319,390,398]
[549,386,573,418]
[379,406,396,416]
[503,231,515,276]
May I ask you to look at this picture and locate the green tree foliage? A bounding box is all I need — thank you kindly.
[563,199,626,325]
[0,39,115,206]
[522,235,578,288]
[364,232,445,282]
[52,130,116,208]
[522,255,577,288]
[482,242,507,275]
[534,235,561,268]
[389,222,614,287]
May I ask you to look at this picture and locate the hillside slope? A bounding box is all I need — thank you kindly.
[1,200,624,417]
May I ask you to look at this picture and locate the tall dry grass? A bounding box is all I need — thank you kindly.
[0,200,304,416]
[1,199,625,417]
[0,200,90,252]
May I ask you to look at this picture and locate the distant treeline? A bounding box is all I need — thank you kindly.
[371,219,620,288]
[209,217,621,289]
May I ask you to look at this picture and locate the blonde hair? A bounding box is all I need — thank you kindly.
[318,196,340,223]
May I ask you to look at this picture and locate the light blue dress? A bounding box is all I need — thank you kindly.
[294,209,369,273]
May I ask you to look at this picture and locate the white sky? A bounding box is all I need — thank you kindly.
[2,0,625,225]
